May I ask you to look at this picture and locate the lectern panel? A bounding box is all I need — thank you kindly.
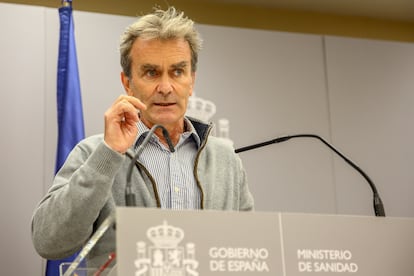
[281,213,414,276]
[116,208,284,275]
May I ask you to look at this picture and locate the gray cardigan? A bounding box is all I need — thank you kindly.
[31,118,254,269]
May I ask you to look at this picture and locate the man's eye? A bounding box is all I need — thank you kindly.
[146,70,158,77]
[173,69,184,76]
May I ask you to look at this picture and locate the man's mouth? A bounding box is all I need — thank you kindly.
[154,102,175,106]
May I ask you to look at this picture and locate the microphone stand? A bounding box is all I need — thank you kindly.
[235,134,386,217]
[126,124,175,206]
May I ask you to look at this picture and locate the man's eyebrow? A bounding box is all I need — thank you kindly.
[140,64,159,71]
[171,61,189,69]
[139,62,188,71]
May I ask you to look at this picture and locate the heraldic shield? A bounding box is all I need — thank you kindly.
[135,221,199,276]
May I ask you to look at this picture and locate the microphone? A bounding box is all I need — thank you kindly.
[126,124,175,206]
[62,212,116,276]
[235,134,386,217]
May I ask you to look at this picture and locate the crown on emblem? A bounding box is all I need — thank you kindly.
[147,221,184,249]
[186,94,216,122]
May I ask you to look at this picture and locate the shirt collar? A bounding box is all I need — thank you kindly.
[134,117,201,149]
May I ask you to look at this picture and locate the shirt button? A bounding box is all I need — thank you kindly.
[174,187,180,193]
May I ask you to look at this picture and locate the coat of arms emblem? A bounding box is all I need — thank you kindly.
[135,221,199,276]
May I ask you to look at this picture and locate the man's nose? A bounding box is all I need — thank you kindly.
[156,74,173,94]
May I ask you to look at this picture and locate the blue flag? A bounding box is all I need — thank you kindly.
[46,1,85,275]
[55,1,85,173]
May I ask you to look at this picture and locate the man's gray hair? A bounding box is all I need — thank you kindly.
[120,7,203,78]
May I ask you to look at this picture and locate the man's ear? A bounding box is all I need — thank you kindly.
[121,72,133,96]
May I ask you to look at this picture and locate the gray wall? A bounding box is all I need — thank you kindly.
[1,3,414,275]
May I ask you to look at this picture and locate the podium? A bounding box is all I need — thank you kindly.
[115,208,414,276]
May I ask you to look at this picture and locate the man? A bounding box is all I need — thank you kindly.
[32,7,254,270]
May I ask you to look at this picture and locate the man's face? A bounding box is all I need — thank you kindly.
[122,37,195,130]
